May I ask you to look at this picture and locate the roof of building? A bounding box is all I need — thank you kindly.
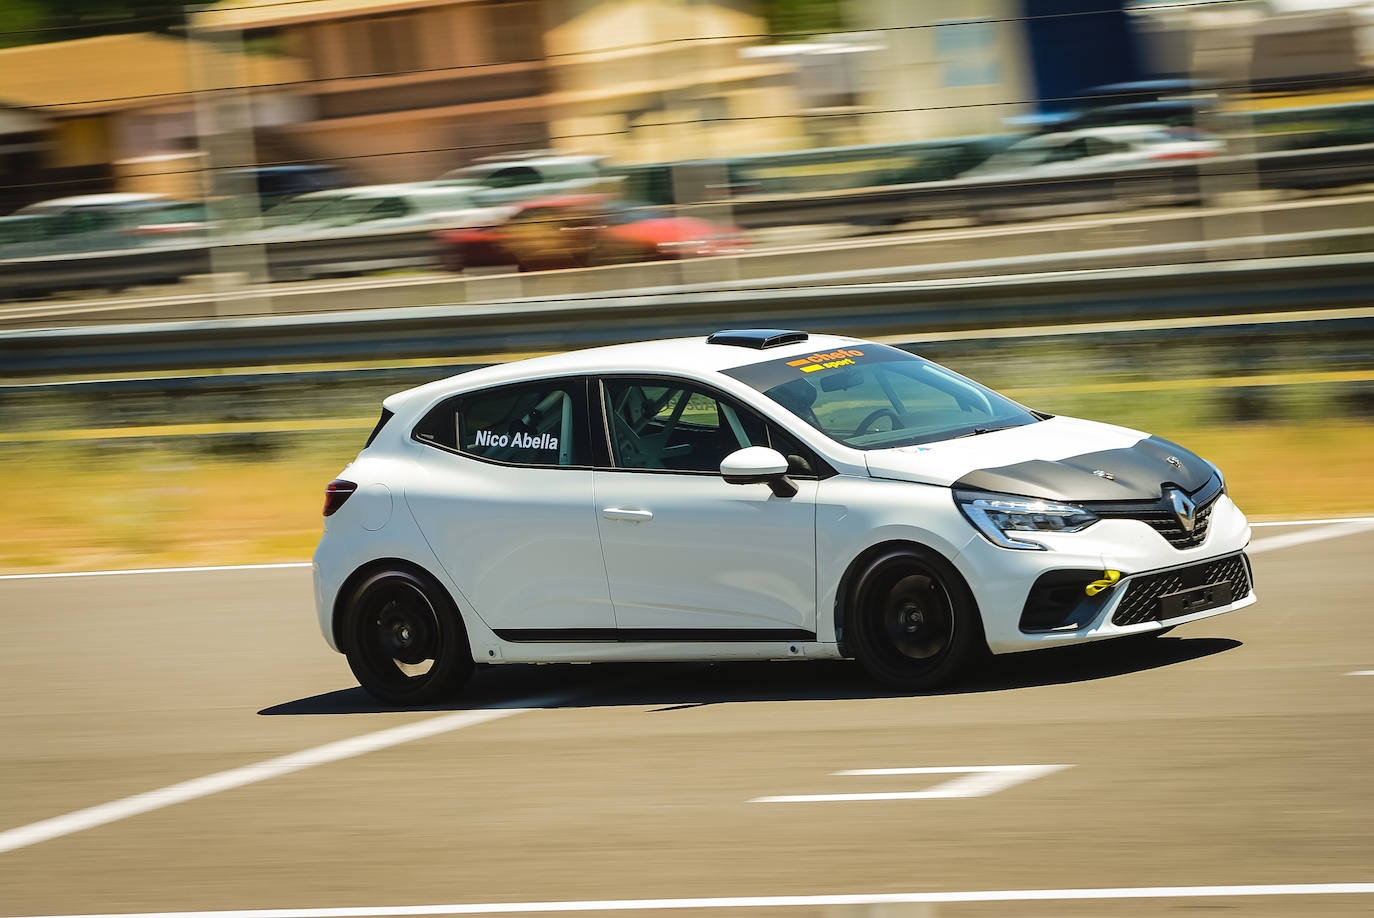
[0,33,306,115]
[198,0,469,31]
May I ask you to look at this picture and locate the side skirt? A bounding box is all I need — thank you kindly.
[493,627,816,643]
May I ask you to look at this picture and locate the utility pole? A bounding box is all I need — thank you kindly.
[187,2,271,315]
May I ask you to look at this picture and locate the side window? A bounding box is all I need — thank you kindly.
[1045,138,1089,163]
[1084,137,1124,157]
[414,380,585,467]
[602,379,766,472]
[487,166,541,188]
[373,197,408,220]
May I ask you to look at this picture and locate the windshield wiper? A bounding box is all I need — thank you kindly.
[951,424,1022,439]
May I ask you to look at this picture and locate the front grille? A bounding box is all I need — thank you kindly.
[1088,476,1223,550]
[1123,501,1216,549]
[1112,553,1251,626]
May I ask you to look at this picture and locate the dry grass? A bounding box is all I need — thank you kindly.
[0,437,355,574]
[1159,423,1374,521]
[1,422,1370,574]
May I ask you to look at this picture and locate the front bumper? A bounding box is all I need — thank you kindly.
[956,492,1255,654]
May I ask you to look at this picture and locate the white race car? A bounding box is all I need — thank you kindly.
[313,330,1254,704]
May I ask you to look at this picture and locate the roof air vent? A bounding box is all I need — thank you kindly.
[706,329,809,350]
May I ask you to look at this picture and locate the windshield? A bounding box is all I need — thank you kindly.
[722,343,1040,449]
[264,195,342,227]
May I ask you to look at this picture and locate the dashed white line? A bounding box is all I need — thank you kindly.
[0,562,311,581]
[0,693,573,856]
[1248,521,1374,555]
[1348,670,1374,676]
[752,764,1073,803]
[3,516,1372,582]
[1251,517,1374,527]
[10,883,1374,917]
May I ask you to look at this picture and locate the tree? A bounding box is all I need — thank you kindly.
[759,0,846,40]
[0,0,185,49]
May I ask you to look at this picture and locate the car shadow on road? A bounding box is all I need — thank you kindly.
[259,635,1242,716]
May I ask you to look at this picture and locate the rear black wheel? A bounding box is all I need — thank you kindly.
[342,569,474,706]
[847,547,984,691]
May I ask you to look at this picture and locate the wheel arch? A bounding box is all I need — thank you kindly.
[833,539,982,658]
[331,557,454,653]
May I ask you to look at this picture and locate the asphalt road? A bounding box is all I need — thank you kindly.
[2,524,1372,918]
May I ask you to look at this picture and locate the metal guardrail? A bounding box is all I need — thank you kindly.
[3,211,1370,330]
[2,253,1371,378]
[2,143,1372,299]
[5,307,1372,396]
[731,142,1374,228]
[0,228,440,298]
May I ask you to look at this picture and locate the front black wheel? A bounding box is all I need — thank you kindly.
[342,569,474,706]
[847,547,984,691]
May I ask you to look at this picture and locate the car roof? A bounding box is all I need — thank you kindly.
[19,193,174,210]
[333,183,477,200]
[388,332,867,412]
[1039,124,1173,142]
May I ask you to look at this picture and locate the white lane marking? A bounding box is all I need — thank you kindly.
[0,694,571,855]
[4,516,1373,582]
[1248,522,1374,556]
[751,764,1071,804]
[11,883,1374,917]
[1251,517,1374,527]
[0,562,311,581]
[1348,671,1374,676]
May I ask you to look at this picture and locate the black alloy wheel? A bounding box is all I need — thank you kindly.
[342,569,474,706]
[848,547,985,691]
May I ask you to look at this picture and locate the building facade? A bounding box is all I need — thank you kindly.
[199,0,805,182]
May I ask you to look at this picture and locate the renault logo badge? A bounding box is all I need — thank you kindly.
[1093,469,1114,480]
[1166,455,1184,470]
[1165,487,1197,532]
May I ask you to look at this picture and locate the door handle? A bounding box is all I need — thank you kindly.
[602,508,653,522]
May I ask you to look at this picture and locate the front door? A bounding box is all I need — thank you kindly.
[593,378,818,638]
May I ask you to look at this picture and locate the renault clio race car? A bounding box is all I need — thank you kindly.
[313,330,1255,704]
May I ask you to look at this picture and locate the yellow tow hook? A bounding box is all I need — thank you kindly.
[1085,570,1121,597]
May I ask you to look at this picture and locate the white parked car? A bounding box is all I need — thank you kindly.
[260,183,508,239]
[313,330,1254,704]
[963,125,1220,179]
[437,152,615,206]
[5,193,206,256]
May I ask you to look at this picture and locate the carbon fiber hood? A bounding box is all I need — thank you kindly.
[865,416,1213,501]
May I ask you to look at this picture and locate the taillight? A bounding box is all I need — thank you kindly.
[323,479,357,517]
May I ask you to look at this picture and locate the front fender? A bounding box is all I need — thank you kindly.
[815,476,977,646]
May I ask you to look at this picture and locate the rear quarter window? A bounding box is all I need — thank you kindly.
[413,379,589,467]
[364,408,394,448]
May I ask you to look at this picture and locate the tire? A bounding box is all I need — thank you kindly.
[846,546,985,691]
[440,248,466,274]
[342,569,475,706]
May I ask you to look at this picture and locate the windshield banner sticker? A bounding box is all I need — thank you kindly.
[786,348,865,373]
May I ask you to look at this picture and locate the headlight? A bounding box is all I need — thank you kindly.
[1205,460,1226,494]
[954,489,1099,550]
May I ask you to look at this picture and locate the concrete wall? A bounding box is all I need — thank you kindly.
[849,0,1035,143]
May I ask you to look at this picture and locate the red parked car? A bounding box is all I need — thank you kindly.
[433,194,747,272]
